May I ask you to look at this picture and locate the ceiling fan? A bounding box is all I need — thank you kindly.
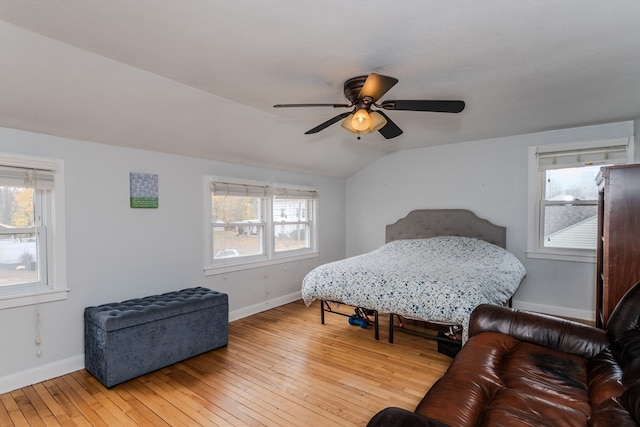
[274,73,465,139]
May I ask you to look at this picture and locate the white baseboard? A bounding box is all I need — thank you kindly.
[229,291,302,322]
[512,300,594,322]
[0,354,84,394]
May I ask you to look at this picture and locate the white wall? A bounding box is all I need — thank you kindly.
[0,127,346,392]
[346,121,635,321]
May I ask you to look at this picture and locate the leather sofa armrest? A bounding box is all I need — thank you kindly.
[468,304,609,359]
[367,407,450,427]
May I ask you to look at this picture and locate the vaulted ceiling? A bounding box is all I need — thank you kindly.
[1,1,639,177]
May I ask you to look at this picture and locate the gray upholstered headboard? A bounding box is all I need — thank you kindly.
[385,209,507,248]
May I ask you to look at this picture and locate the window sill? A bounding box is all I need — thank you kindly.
[204,251,319,276]
[526,249,596,263]
[0,287,69,309]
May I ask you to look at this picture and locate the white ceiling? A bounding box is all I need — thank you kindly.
[1,1,639,178]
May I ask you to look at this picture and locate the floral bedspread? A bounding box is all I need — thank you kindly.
[302,236,526,342]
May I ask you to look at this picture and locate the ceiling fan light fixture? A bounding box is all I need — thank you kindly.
[351,109,371,131]
[368,111,387,132]
[341,111,387,135]
[341,114,358,132]
[341,114,371,135]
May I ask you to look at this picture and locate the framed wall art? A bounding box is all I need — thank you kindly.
[129,172,158,208]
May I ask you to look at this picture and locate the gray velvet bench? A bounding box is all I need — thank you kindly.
[84,287,228,388]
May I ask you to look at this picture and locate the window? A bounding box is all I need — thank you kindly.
[211,182,267,262]
[206,179,317,273]
[272,188,314,254]
[0,154,67,308]
[527,138,632,262]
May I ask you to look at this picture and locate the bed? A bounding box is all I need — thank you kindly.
[301,209,526,344]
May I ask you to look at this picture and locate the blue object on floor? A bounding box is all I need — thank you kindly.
[348,314,368,329]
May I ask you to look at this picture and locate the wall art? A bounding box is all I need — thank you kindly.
[129,172,158,208]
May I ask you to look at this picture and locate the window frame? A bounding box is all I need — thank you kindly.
[204,177,318,275]
[271,190,315,257]
[527,137,633,263]
[211,187,268,264]
[0,153,68,309]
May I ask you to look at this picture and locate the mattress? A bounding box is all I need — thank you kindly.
[302,236,526,342]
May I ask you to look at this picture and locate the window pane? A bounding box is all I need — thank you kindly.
[275,224,309,252]
[542,165,601,250]
[543,204,598,250]
[273,198,310,252]
[0,186,39,286]
[212,195,263,259]
[273,198,308,222]
[544,165,602,202]
[212,225,263,259]
[0,186,34,226]
[0,231,38,286]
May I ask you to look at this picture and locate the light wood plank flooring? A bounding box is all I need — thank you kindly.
[1,300,452,426]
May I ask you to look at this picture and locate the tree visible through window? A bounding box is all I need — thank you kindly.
[208,180,317,269]
[0,186,40,286]
[0,160,60,305]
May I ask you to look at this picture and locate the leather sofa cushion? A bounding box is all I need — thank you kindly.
[415,332,591,427]
[611,329,640,424]
[611,329,640,386]
[621,382,640,424]
[588,348,625,407]
[587,396,638,427]
[469,304,609,359]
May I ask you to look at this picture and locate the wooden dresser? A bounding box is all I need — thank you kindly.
[595,163,640,328]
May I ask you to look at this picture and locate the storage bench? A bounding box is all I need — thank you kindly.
[84,287,228,388]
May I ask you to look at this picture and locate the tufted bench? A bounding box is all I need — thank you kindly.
[84,287,228,388]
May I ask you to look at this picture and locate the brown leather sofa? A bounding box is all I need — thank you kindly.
[367,281,640,427]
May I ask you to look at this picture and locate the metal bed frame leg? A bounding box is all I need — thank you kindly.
[389,313,394,344]
[320,300,325,324]
[374,310,379,340]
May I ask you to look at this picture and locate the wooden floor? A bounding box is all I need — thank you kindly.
[0,300,452,426]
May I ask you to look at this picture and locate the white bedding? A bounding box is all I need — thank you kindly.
[302,236,526,342]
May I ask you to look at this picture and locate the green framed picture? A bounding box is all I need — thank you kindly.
[129,172,158,208]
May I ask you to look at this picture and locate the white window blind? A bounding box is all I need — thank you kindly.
[536,145,628,171]
[210,182,268,197]
[211,182,318,199]
[271,187,318,199]
[0,165,55,190]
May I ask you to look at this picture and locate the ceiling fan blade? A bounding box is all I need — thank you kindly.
[359,73,399,102]
[304,112,352,134]
[274,103,351,108]
[375,111,403,139]
[380,100,465,113]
